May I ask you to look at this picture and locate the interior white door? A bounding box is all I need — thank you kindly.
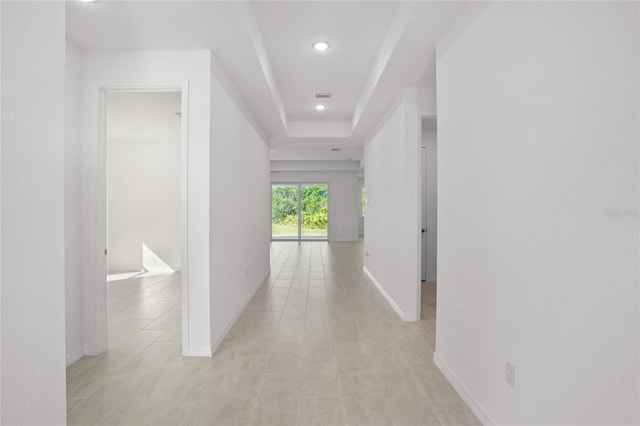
[421,147,428,281]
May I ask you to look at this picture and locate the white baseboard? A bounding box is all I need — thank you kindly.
[209,267,271,355]
[66,347,85,366]
[329,236,359,242]
[143,267,174,273]
[184,346,213,357]
[363,266,418,321]
[433,352,496,426]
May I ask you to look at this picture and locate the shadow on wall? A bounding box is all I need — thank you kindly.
[107,244,175,282]
[142,243,175,273]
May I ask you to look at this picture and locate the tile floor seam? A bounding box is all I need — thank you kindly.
[423,392,445,426]
[335,356,349,426]
[410,345,445,426]
[328,246,350,426]
[70,242,478,426]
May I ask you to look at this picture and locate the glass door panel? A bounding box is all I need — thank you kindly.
[272,184,299,240]
[301,184,328,240]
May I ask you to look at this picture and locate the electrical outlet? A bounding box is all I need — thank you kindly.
[245,266,249,278]
[365,250,371,256]
[505,361,516,388]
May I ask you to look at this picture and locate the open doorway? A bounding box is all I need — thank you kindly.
[105,91,183,350]
[421,116,437,320]
[359,178,365,237]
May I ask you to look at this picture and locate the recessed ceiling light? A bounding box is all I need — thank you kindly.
[315,104,326,111]
[313,41,330,52]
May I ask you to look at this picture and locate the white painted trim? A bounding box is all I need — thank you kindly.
[408,92,423,323]
[185,347,212,357]
[363,266,419,321]
[178,82,191,358]
[433,352,496,426]
[210,267,271,355]
[143,267,175,273]
[82,83,109,356]
[85,82,191,358]
[66,347,85,367]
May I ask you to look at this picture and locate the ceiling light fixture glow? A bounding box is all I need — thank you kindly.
[313,41,330,52]
[315,104,326,111]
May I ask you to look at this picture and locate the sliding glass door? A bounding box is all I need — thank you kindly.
[271,184,299,240]
[272,183,328,241]
[301,184,328,239]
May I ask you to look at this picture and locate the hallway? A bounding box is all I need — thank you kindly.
[67,241,478,425]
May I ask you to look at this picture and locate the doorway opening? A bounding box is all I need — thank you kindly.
[359,179,365,237]
[420,116,437,321]
[105,91,183,350]
[271,183,329,241]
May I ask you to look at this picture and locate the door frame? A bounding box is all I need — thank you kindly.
[421,146,428,281]
[83,82,190,356]
[416,111,437,318]
[271,182,330,241]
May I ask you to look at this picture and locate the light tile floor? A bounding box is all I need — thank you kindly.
[67,241,479,426]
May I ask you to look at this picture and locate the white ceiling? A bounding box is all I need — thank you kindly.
[253,1,398,123]
[66,1,465,162]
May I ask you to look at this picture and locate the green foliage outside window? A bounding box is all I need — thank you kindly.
[271,186,298,223]
[272,185,328,230]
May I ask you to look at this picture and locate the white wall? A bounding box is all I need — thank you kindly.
[65,42,85,366]
[210,69,271,351]
[363,90,423,320]
[435,3,639,425]
[81,50,212,356]
[422,128,437,281]
[270,169,361,242]
[1,2,67,423]
[107,92,181,273]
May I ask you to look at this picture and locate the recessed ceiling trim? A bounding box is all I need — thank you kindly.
[241,2,289,133]
[351,1,417,134]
